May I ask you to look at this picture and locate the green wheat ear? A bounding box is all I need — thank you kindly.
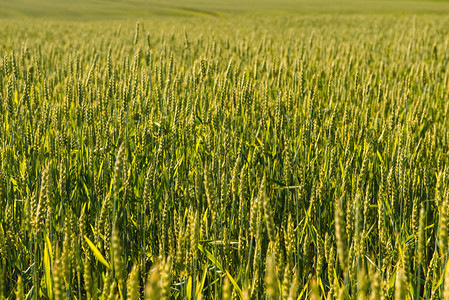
[84,255,92,300]
[160,256,172,300]
[127,265,140,300]
[112,228,125,283]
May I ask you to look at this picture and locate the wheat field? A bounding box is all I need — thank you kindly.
[1,4,449,300]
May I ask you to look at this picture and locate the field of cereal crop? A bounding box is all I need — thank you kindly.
[2,1,449,299]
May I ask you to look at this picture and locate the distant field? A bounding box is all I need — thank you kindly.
[2,0,449,18]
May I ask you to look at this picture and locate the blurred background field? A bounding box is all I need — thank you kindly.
[1,0,449,19]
